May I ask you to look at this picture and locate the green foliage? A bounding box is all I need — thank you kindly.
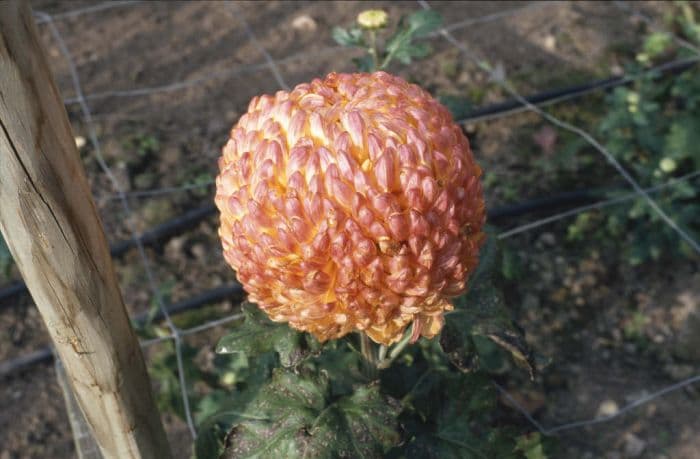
[217,303,320,368]
[516,433,549,459]
[186,232,548,458]
[395,372,523,459]
[149,342,208,421]
[440,230,536,379]
[218,371,401,459]
[333,9,442,72]
[331,26,365,47]
[382,10,441,67]
[123,132,160,157]
[566,7,700,264]
[438,94,474,121]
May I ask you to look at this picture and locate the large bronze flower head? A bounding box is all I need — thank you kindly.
[216,71,485,345]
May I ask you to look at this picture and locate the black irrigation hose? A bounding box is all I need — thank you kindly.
[487,190,603,220]
[0,204,218,304]
[0,284,244,378]
[110,204,217,258]
[459,57,698,122]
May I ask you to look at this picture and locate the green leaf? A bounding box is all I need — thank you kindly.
[216,303,311,368]
[311,340,366,396]
[194,352,279,459]
[440,236,536,379]
[438,94,474,121]
[516,433,549,459]
[220,370,401,459]
[400,373,523,459]
[643,32,672,58]
[353,54,375,72]
[195,411,231,459]
[311,384,402,458]
[382,10,442,68]
[405,10,443,37]
[332,26,364,47]
[470,227,499,285]
[393,42,432,64]
[148,342,205,421]
[195,385,265,459]
[500,246,522,281]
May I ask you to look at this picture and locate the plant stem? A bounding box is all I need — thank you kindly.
[377,330,412,369]
[368,30,379,71]
[378,344,388,362]
[360,333,378,379]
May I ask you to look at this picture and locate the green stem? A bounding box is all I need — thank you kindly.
[368,30,379,71]
[379,31,404,70]
[378,344,388,362]
[377,330,412,369]
[360,333,378,379]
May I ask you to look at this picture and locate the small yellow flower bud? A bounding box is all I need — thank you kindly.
[626,92,640,105]
[357,9,388,29]
[659,157,677,173]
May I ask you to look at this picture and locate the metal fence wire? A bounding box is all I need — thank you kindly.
[3,0,700,455]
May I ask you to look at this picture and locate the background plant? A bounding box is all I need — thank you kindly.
[566,4,700,264]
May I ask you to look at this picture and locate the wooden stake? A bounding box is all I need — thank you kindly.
[0,2,172,458]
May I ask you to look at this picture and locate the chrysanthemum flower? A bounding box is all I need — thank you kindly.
[216,72,485,345]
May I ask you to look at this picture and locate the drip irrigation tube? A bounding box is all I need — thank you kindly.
[0,284,244,378]
[0,204,218,304]
[458,57,698,122]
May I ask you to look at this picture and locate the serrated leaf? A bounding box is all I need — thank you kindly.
[195,419,229,459]
[332,26,364,47]
[394,42,433,64]
[216,303,309,367]
[400,373,523,459]
[405,10,442,37]
[383,10,442,69]
[440,237,536,379]
[221,370,400,459]
[443,283,536,379]
[195,386,266,459]
[148,342,204,421]
[311,384,402,458]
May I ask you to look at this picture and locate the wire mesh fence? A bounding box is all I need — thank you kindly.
[2,1,699,457]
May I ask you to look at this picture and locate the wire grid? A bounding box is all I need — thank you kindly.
[26,0,700,452]
[418,0,700,433]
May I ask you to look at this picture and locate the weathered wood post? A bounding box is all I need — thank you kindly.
[0,2,172,458]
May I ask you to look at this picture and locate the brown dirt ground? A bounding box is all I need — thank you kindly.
[1,1,698,458]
